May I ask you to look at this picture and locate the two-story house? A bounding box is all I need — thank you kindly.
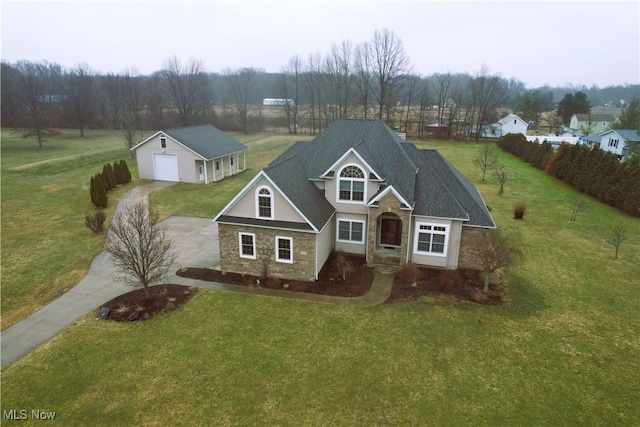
[569,113,616,136]
[214,119,495,282]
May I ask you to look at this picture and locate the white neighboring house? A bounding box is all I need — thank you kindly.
[598,129,640,160]
[481,114,528,138]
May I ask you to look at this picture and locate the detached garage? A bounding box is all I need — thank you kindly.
[131,124,248,184]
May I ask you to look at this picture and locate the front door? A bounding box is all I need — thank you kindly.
[380,218,401,246]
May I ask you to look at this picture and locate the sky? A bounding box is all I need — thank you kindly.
[1,0,639,89]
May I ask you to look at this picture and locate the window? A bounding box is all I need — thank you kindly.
[256,186,273,219]
[337,220,365,243]
[514,119,517,124]
[230,156,234,166]
[338,165,365,202]
[238,233,256,259]
[160,136,166,148]
[414,223,448,256]
[276,236,293,263]
[216,161,220,171]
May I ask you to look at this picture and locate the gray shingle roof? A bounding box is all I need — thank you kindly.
[613,129,640,142]
[163,124,247,160]
[266,119,494,228]
[264,152,335,231]
[574,114,616,121]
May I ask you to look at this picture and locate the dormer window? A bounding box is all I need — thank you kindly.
[338,165,365,202]
[256,186,273,219]
[160,136,166,149]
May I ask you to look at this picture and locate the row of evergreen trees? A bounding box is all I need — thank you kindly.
[90,160,132,208]
[497,134,640,217]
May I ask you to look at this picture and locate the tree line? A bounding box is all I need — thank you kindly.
[2,28,638,144]
[497,134,640,217]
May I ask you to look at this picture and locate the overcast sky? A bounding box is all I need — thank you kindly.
[1,0,639,89]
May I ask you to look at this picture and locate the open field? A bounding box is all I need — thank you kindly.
[1,130,639,425]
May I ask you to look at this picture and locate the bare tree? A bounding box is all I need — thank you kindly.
[474,144,499,181]
[146,73,166,129]
[494,165,514,195]
[470,229,524,293]
[61,63,96,136]
[119,68,146,156]
[606,225,628,259]
[105,202,177,299]
[161,56,209,126]
[569,200,587,224]
[277,55,303,134]
[224,67,263,134]
[432,72,454,138]
[15,60,62,147]
[257,243,274,280]
[1,62,23,128]
[415,77,432,138]
[353,42,373,119]
[467,65,510,141]
[304,52,326,134]
[325,40,354,119]
[369,28,411,120]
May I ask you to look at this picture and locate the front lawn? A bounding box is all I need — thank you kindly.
[2,134,639,425]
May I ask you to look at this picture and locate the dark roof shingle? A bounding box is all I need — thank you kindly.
[163,124,247,159]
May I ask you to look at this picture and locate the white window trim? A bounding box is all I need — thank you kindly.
[413,222,449,257]
[255,185,274,220]
[336,163,367,205]
[336,219,366,244]
[238,232,256,259]
[275,236,293,263]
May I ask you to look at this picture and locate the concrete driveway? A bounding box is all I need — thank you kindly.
[1,192,219,370]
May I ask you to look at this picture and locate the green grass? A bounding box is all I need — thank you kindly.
[2,134,640,425]
[0,129,146,329]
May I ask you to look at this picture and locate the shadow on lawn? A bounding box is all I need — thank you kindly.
[499,272,548,319]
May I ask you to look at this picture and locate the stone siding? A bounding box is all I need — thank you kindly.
[458,227,485,270]
[219,223,317,282]
[366,192,411,266]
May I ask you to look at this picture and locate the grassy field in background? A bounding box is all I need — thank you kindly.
[1,129,639,425]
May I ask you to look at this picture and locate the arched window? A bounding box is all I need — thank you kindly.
[338,165,365,202]
[256,186,273,219]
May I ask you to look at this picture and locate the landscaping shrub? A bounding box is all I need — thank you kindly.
[102,163,116,190]
[513,203,527,219]
[85,211,106,234]
[93,173,108,208]
[395,263,424,285]
[121,159,132,182]
[438,269,464,292]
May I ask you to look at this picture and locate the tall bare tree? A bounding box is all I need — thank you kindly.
[277,55,303,134]
[119,68,145,155]
[161,56,209,126]
[369,28,411,120]
[1,62,22,128]
[354,42,373,119]
[105,202,177,299]
[325,40,354,120]
[474,144,499,181]
[304,52,326,134]
[15,60,62,147]
[432,72,454,138]
[224,67,263,134]
[61,63,96,137]
[467,65,510,141]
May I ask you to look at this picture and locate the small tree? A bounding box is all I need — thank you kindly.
[257,243,274,280]
[85,211,106,234]
[334,251,354,280]
[93,173,108,208]
[105,202,177,299]
[474,144,499,181]
[493,165,514,195]
[470,229,524,293]
[606,225,628,260]
[569,200,587,224]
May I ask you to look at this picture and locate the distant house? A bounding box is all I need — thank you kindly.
[480,114,528,138]
[598,129,640,160]
[131,124,248,184]
[569,113,615,136]
[214,119,495,282]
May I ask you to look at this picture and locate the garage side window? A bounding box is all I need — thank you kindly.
[160,136,166,148]
[255,186,274,219]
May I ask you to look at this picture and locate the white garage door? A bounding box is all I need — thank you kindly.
[153,153,179,182]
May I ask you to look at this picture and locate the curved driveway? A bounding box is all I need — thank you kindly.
[1,182,392,371]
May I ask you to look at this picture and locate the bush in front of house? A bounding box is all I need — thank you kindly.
[85,211,107,234]
[514,203,527,219]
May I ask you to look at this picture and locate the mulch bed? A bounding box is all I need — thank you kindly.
[177,252,375,297]
[388,266,505,305]
[97,284,197,322]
